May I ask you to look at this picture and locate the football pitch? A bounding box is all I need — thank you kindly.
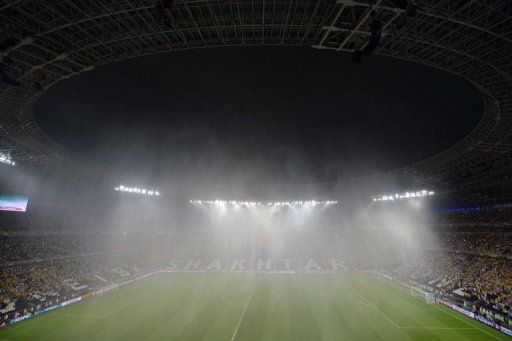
[0,274,506,340]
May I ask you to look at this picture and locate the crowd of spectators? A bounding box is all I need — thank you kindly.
[437,231,512,258]
[388,206,512,332]
[0,234,157,324]
[395,252,512,329]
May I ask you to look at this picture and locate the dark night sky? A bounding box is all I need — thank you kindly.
[34,46,482,186]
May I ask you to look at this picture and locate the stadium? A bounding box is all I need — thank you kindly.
[0,1,511,340]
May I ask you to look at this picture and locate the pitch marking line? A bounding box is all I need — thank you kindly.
[350,292,400,328]
[52,292,158,319]
[350,293,483,332]
[400,326,474,330]
[50,288,168,320]
[401,286,502,340]
[230,285,257,341]
[0,313,56,334]
[52,313,104,318]
[430,303,502,340]
[383,281,503,339]
[223,289,279,308]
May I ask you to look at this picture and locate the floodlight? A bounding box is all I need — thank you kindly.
[0,152,16,166]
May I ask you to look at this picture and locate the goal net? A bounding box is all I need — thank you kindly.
[410,287,436,303]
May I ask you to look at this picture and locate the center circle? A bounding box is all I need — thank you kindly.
[222,288,279,308]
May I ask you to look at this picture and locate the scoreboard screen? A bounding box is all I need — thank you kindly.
[0,194,29,212]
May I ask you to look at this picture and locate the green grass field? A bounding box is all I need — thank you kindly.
[0,274,506,340]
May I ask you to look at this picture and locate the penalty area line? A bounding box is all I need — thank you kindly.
[350,292,401,329]
[402,284,503,339]
[230,284,257,341]
[430,304,502,340]
[350,294,491,332]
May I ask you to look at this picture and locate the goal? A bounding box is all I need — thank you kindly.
[410,286,436,303]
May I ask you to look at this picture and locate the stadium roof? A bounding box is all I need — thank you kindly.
[0,0,511,202]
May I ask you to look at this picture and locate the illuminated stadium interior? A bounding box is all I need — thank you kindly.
[1,1,512,340]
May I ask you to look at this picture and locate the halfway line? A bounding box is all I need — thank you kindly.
[230,285,257,341]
